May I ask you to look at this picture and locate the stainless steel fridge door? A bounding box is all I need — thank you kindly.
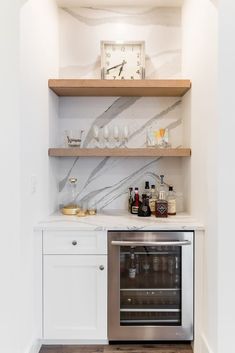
[108,231,194,341]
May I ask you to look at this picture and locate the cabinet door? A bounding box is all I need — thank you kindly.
[43,255,107,340]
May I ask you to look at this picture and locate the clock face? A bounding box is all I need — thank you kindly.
[101,41,145,80]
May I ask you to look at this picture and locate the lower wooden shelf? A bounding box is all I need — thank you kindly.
[48,148,191,157]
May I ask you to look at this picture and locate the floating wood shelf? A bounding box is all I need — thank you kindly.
[48,79,191,97]
[48,148,191,157]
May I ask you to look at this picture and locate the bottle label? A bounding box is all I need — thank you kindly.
[129,268,136,279]
[132,206,138,214]
[168,200,176,214]
[149,199,156,212]
[157,203,167,215]
[142,206,148,212]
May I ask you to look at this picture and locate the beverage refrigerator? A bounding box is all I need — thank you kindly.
[108,231,194,341]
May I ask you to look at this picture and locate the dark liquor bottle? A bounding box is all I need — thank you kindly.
[144,181,151,204]
[138,194,151,217]
[131,187,140,215]
[128,187,133,213]
[155,175,168,218]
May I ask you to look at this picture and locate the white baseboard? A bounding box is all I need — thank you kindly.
[200,334,214,353]
[41,339,108,345]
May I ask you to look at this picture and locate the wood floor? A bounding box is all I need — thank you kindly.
[39,344,193,353]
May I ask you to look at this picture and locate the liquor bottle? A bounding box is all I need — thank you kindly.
[149,184,158,215]
[155,175,168,218]
[128,187,133,213]
[131,187,141,215]
[144,181,151,201]
[138,194,151,217]
[128,248,137,279]
[167,185,176,215]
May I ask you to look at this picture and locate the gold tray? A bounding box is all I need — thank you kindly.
[61,206,80,215]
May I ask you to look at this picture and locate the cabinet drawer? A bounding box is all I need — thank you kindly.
[43,231,107,255]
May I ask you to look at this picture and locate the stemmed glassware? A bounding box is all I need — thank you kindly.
[123,125,129,148]
[92,125,129,148]
[113,125,120,148]
[103,126,109,148]
[93,125,100,148]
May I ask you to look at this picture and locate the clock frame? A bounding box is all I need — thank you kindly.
[101,41,145,80]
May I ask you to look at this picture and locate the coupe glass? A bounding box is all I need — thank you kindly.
[103,126,109,148]
[123,125,129,148]
[113,125,120,148]
[93,125,100,148]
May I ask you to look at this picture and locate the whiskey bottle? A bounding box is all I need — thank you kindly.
[149,184,158,215]
[131,187,141,215]
[155,175,168,218]
[167,185,176,215]
[128,187,133,213]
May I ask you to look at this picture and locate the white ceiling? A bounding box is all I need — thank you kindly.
[56,0,184,7]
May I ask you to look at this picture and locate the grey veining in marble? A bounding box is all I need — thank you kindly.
[59,6,181,79]
[62,7,181,27]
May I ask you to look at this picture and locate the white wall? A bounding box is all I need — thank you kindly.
[218,1,235,352]
[182,1,218,352]
[20,0,59,352]
[0,1,21,352]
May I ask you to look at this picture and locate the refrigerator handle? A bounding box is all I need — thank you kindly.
[111,240,191,247]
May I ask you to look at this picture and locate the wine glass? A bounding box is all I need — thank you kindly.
[123,125,129,148]
[93,125,100,148]
[103,126,109,148]
[113,125,120,148]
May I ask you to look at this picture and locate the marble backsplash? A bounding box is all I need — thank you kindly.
[55,6,186,212]
[59,6,181,78]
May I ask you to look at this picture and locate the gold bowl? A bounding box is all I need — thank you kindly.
[61,205,80,215]
[76,209,87,217]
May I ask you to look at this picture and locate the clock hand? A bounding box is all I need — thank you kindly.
[119,65,123,76]
[107,60,127,73]
[107,62,123,72]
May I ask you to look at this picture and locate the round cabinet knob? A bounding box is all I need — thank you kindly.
[99,265,104,271]
[72,241,78,246]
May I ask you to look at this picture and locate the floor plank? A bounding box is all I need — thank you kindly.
[39,344,193,353]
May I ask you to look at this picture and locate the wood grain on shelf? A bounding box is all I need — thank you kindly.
[40,343,193,353]
[48,79,191,97]
[48,148,191,157]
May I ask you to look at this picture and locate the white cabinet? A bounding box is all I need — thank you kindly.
[43,231,107,340]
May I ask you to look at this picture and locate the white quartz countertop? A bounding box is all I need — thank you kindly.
[35,210,204,231]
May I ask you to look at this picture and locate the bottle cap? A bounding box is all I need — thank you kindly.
[169,185,173,191]
[160,175,164,184]
[135,187,138,190]
[145,181,150,189]
[151,185,155,189]
[142,194,147,198]
[129,187,133,191]
[69,177,77,184]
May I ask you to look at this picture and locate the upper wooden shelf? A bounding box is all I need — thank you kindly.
[48,79,191,97]
[48,148,191,157]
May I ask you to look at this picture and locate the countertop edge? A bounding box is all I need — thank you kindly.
[34,212,204,232]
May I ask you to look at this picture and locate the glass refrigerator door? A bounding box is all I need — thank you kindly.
[120,245,182,326]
